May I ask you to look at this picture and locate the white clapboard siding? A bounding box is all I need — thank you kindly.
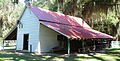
[39,24,60,52]
[16,7,40,52]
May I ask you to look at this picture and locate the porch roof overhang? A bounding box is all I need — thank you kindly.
[4,25,17,40]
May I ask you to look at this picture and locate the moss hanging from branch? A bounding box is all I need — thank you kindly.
[82,0,118,19]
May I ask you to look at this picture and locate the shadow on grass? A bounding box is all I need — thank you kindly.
[36,54,107,61]
[103,52,120,59]
[89,55,106,61]
[105,48,120,52]
[36,51,120,61]
[102,48,120,57]
[0,52,41,61]
[116,59,120,61]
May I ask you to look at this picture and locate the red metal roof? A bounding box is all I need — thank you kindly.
[29,6,114,39]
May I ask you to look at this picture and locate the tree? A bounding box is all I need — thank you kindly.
[0,0,23,37]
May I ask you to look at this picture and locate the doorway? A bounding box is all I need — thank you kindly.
[23,34,29,50]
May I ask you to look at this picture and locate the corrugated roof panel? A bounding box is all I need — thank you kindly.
[30,6,114,39]
[41,21,113,38]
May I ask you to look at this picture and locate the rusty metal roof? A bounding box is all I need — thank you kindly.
[30,6,114,39]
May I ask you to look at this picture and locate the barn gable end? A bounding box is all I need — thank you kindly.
[16,7,40,52]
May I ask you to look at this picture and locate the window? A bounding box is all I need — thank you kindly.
[17,20,23,28]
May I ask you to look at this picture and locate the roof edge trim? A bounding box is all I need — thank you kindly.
[18,6,27,21]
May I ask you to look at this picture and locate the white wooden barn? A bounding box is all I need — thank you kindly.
[4,5,114,53]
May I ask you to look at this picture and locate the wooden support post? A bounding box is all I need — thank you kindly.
[93,40,96,54]
[3,40,4,51]
[94,40,95,48]
[68,38,70,54]
[82,40,85,53]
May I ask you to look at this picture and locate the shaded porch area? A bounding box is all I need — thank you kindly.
[51,35,113,54]
[3,25,17,50]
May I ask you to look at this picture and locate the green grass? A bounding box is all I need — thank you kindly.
[0,52,41,61]
[0,48,120,61]
[105,48,120,52]
[35,48,120,61]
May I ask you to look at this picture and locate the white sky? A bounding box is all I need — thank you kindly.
[19,0,25,3]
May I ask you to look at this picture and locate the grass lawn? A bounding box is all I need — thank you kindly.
[0,52,41,61]
[35,48,120,61]
[0,48,120,61]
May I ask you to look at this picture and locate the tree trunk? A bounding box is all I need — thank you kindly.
[0,22,2,37]
[115,17,120,40]
[57,0,64,12]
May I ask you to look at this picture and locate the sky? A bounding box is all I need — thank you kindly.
[19,0,39,4]
[19,0,25,4]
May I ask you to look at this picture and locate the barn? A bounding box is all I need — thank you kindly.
[4,5,114,54]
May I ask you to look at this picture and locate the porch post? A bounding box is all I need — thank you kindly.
[2,40,4,51]
[93,40,96,54]
[67,38,70,54]
[82,40,85,53]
